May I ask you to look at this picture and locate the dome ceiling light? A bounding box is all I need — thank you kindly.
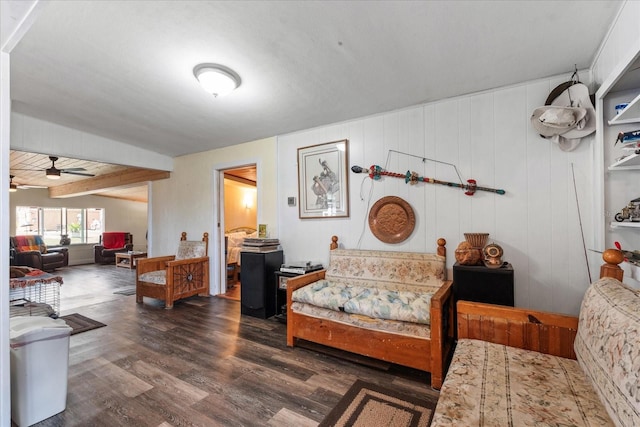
[193,63,241,97]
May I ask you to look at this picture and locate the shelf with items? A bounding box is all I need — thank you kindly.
[608,92,640,125]
[608,153,640,170]
[610,222,640,229]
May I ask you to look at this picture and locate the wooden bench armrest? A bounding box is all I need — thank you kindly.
[166,256,209,268]
[286,270,326,346]
[137,256,176,275]
[286,270,326,302]
[430,280,454,389]
[457,301,579,359]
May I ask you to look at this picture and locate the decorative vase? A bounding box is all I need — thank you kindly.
[455,241,483,265]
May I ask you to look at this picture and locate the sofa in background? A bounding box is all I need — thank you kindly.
[287,237,455,389]
[10,235,69,271]
[431,250,638,427]
[93,232,133,264]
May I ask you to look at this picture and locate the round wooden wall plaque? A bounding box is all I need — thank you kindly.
[368,196,416,243]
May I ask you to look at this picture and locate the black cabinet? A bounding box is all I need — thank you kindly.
[240,250,284,318]
[453,262,515,307]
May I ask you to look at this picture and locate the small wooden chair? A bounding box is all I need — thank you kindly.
[136,232,209,309]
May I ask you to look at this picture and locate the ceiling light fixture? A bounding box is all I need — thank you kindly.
[46,167,61,179]
[193,63,241,97]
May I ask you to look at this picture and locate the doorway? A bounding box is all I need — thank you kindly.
[219,165,257,301]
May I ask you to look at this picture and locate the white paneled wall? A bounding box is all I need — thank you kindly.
[278,74,597,316]
[592,0,640,286]
[11,113,173,171]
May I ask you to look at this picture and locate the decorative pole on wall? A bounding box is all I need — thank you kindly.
[351,165,506,196]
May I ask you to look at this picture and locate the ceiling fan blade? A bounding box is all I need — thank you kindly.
[11,168,44,171]
[60,167,88,172]
[61,170,95,177]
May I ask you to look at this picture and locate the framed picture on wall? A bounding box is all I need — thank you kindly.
[297,139,349,219]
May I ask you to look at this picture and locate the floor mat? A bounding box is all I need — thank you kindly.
[319,379,437,427]
[59,313,106,335]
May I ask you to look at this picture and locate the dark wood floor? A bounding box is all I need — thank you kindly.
[29,263,437,426]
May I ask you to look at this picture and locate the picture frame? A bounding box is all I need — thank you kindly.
[297,139,349,219]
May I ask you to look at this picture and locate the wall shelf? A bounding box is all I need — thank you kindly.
[608,92,640,125]
[610,222,640,229]
[608,153,640,170]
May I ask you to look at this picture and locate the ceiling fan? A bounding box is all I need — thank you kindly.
[12,156,95,180]
[9,175,47,191]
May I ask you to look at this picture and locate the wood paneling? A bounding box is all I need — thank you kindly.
[10,150,164,202]
[277,72,600,316]
[49,168,169,199]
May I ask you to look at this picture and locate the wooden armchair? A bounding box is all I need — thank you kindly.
[136,232,209,309]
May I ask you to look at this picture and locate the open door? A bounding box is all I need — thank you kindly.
[219,165,257,300]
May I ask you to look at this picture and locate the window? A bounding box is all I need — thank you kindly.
[15,206,104,245]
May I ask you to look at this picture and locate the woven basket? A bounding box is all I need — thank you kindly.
[464,233,489,249]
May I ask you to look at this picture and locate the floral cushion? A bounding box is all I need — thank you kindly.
[326,276,441,293]
[325,249,445,289]
[293,249,443,323]
[291,280,366,311]
[431,339,613,427]
[175,241,207,260]
[574,277,640,427]
[138,270,167,285]
[343,288,433,324]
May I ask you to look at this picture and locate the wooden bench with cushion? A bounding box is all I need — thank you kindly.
[431,250,639,426]
[287,237,455,389]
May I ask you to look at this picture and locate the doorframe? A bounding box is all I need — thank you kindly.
[2,2,46,423]
[211,159,260,295]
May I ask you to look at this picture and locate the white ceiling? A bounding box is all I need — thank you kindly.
[10,1,622,158]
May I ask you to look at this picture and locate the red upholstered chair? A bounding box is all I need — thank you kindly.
[136,232,209,309]
[93,232,133,264]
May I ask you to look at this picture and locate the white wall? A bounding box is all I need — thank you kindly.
[9,188,147,264]
[277,73,598,316]
[592,1,640,90]
[11,113,173,171]
[2,3,43,425]
[151,137,277,294]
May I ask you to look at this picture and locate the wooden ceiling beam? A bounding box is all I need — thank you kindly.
[48,168,170,198]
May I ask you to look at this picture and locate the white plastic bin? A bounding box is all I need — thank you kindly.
[10,316,72,426]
